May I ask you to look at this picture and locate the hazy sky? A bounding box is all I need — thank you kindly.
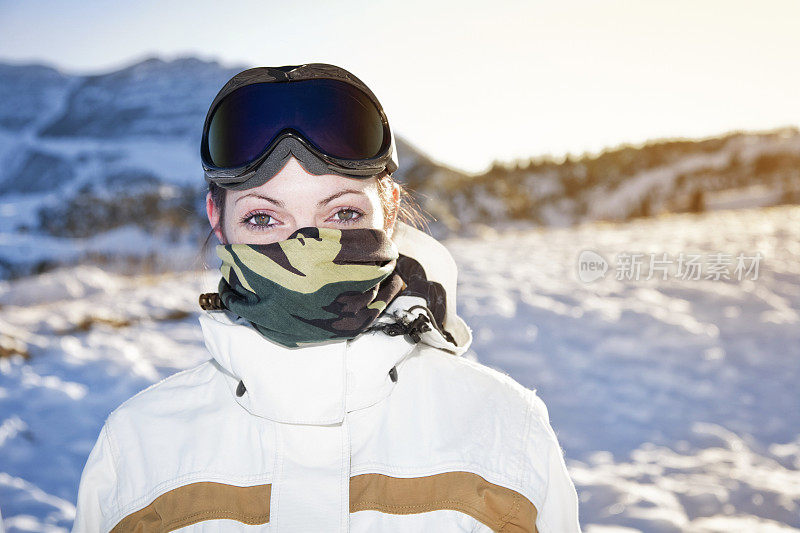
[2,0,799,174]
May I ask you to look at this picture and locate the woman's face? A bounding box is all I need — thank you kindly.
[206,156,399,245]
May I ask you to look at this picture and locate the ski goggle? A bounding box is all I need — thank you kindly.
[201,64,398,189]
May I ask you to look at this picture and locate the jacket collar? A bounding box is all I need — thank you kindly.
[390,221,472,353]
[197,222,473,425]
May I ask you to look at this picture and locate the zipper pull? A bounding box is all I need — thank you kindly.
[376,313,431,343]
[403,314,431,343]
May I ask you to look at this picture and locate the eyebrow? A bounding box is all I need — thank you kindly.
[235,189,367,208]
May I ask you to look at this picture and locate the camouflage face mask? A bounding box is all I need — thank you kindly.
[215,226,406,348]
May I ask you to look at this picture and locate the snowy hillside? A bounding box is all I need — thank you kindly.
[434,127,800,234]
[1,203,798,532]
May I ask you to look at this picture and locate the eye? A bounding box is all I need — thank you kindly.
[240,211,277,231]
[330,207,364,225]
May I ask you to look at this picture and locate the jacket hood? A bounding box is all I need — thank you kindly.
[197,221,473,425]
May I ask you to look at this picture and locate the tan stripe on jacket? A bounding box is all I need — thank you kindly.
[351,471,538,533]
[110,481,270,532]
[110,471,538,532]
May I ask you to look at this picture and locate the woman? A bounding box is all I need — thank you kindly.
[73,64,581,532]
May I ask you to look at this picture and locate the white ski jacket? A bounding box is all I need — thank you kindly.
[72,222,581,532]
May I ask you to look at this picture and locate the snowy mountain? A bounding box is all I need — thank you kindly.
[0,56,246,279]
[0,56,461,280]
[1,203,798,531]
[0,56,798,280]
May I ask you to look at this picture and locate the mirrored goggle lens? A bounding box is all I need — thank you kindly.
[205,79,388,169]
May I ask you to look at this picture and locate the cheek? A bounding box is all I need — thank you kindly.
[367,207,385,227]
[364,196,387,226]
[220,207,242,239]
[223,198,248,231]
[222,214,236,235]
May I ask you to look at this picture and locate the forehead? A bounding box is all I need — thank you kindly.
[230,174,377,198]
[226,158,379,204]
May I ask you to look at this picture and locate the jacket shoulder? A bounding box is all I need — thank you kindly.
[74,360,229,531]
[108,359,220,421]
[392,345,549,469]
[104,358,240,459]
[411,344,537,411]
[391,346,579,532]
[444,351,556,431]
[98,360,271,529]
[432,350,582,533]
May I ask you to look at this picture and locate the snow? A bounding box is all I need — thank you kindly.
[0,224,207,278]
[1,204,799,531]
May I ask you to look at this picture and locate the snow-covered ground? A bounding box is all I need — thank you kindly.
[1,204,798,532]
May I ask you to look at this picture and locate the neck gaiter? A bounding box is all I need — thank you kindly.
[215,226,406,348]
